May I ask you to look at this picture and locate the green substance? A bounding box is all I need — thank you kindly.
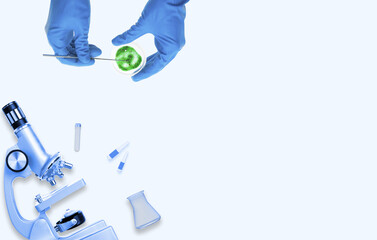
[115,46,142,72]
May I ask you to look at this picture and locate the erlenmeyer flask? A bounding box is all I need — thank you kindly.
[127,191,161,229]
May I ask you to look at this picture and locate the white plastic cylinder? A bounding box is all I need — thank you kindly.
[74,123,81,152]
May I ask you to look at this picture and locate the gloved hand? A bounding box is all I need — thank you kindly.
[45,0,101,66]
[112,0,189,81]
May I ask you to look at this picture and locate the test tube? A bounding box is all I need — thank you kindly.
[118,152,129,171]
[107,141,129,160]
[74,123,81,152]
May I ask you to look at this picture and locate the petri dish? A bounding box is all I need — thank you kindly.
[112,43,146,76]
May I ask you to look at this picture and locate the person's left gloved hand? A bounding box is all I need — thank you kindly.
[112,0,189,81]
[45,0,101,66]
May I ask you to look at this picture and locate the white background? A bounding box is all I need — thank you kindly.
[0,0,377,239]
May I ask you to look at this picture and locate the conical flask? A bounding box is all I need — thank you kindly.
[128,191,161,229]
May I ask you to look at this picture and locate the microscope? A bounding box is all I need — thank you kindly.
[3,101,118,240]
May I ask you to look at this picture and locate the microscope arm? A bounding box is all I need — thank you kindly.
[4,163,34,239]
[4,151,118,240]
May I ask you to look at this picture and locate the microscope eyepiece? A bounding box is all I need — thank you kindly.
[2,101,28,131]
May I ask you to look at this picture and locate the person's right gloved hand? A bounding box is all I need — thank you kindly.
[112,0,189,81]
[45,0,101,66]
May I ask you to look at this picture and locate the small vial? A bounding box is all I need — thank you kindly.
[74,123,81,152]
[118,152,129,171]
[107,141,129,160]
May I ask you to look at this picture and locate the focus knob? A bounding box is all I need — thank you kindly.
[6,150,28,172]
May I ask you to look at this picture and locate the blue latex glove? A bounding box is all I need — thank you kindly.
[112,0,189,81]
[45,0,101,66]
